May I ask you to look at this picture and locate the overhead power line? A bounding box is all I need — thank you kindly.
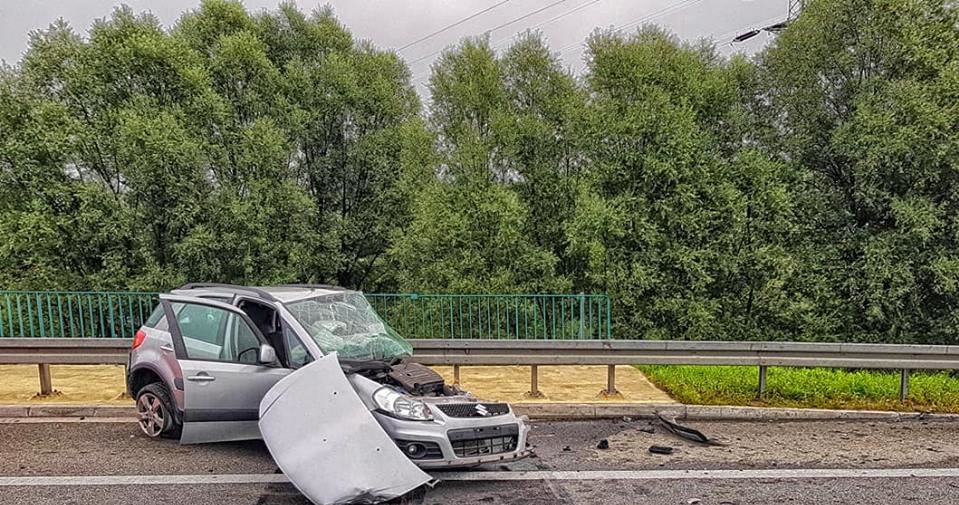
[554,0,704,56]
[413,0,700,83]
[476,0,571,41]
[406,0,571,69]
[714,14,784,44]
[396,0,513,53]
[411,0,775,85]
[730,0,803,42]
[490,0,604,50]
[613,0,704,35]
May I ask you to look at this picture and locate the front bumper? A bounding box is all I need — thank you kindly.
[372,406,532,469]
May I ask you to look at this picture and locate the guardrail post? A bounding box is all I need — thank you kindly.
[600,365,620,397]
[758,365,768,398]
[526,365,545,398]
[453,365,461,385]
[899,369,910,402]
[38,364,53,396]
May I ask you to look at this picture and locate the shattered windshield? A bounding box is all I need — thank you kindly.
[285,292,413,362]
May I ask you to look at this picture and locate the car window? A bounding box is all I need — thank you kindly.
[230,316,262,364]
[284,325,312,368]
[144,304,169,332]
[176,303,224,345]
[144,304,165,327]
[172,303,262,364]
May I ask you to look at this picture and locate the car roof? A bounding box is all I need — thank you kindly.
[262,286,358,303]
[172,283,358,304]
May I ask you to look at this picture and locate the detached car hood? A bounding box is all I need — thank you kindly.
[258,353,432,504]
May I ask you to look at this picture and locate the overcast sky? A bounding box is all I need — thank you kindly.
[0,0,789,92]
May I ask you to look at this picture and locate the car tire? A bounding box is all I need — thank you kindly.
[135,382,181,439]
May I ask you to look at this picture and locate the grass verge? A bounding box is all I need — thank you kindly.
[638,365,959,413]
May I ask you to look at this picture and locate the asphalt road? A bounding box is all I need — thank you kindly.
[2,418,959,504]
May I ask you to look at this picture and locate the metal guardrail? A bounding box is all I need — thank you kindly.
[0,291,612,340]
[3,339,957,401]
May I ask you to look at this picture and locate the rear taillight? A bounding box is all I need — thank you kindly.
[132,329,147,349]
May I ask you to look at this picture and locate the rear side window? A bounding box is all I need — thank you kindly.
[143,305,168,331]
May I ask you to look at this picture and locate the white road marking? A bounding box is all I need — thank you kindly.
[0,474,290,487]
[433,468,959,481]
[3,468,959,487]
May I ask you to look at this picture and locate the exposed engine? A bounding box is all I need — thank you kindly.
[386,362,446,396]
[341,359,464,397]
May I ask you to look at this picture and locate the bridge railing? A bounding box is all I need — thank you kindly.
[0,291,612,340]
[366,293,611,339]
[0,291,158,340]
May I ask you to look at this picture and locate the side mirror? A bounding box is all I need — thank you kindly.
[258,344,278,365]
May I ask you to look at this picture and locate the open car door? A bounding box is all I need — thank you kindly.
[259,352,431,505]
[159,294,290,444]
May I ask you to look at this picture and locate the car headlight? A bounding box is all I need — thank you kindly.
[372,387,433,421]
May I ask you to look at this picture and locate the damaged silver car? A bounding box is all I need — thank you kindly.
[126,284,531,476]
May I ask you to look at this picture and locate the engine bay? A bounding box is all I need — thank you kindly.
[341,359,464,397]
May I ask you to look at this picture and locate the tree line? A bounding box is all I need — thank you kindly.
[1,0,957,343]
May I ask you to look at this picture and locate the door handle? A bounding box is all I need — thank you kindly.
[160,345,174,353]
[187,373,216,382]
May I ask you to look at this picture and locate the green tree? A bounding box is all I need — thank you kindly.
[568,27,799,339]
[392,37,568,293]
[761,0,959,343]
[498,34,587,280]
[0,1,428,291]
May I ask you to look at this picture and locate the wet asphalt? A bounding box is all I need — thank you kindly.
[2,418,959,504]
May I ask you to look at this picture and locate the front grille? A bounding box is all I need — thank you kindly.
[394,439,444,460]
[451,435,518,457]
[435,402,510,418]
[448,423,519,458]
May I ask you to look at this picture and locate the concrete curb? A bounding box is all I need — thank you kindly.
[0,405,131,419]
[2,403,958,422]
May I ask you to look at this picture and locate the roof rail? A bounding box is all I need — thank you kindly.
[273,283,350,291]
[177,283,278,302]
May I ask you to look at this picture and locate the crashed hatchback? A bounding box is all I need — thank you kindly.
[126,283,531,472]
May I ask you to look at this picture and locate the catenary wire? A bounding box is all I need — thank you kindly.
[406,0,571,69]
[396,0,514,53]
[413,0,702,84]
[490,0,605,50]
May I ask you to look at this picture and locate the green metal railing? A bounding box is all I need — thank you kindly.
[0,290,611,340]
[0,291,159,339]
[367,294,611,339]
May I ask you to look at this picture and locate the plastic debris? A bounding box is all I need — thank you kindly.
[649,445,674,455]
[657,413,725,446]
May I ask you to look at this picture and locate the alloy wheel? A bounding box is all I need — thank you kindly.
[136,392,165,437]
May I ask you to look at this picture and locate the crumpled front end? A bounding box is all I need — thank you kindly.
[258,353,432,505]
[373,398,532,469]
[344,362,533,469]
